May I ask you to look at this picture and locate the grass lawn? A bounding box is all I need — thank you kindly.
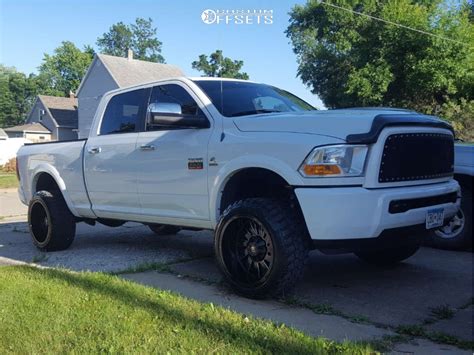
[0,173,18,188]
[0,266,375,354]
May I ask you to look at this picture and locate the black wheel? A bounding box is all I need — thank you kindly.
[430,185,472,250]
[148,224,181,235]
[215,198,308,298]
[355,244,420,266]
[28,190,76,251]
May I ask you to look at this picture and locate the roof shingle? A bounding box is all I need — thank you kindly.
[4,122,51,133]
[38,95,78,128]
[98,54,184,87]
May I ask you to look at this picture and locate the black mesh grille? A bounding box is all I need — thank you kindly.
[379,133,454,183]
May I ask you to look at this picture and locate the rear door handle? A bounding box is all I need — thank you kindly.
[139,144,156,151]
[88,147,101,154]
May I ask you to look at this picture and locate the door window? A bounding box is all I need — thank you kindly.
[100,89,149,135]
[147,84,204,131]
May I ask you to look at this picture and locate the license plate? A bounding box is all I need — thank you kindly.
[426,208,445,229]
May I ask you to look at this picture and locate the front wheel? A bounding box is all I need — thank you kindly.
[430,185,472,250]
[215,198,308,299]
[355,244,420,266]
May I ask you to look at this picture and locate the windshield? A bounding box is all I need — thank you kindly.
[193,80,315,117]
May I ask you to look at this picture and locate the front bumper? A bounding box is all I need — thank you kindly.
[295,180,460,241]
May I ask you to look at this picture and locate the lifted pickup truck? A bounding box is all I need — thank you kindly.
[17,78,460,297]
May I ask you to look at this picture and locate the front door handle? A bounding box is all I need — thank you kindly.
[88,147,101,154]
[140,144,156,151]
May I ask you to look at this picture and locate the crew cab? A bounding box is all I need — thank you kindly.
[17,77,460,297]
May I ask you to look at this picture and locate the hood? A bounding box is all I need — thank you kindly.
[232,109,421,141]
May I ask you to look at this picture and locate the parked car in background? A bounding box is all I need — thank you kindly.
[430,143,473,250]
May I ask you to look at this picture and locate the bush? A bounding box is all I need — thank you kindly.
[438,99,474,142]
[1,158,17,173]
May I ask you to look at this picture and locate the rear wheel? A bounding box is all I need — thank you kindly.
[148,224,181,236]
[215,198,308,298]
[355,244,420,266]
[28,190,76,251]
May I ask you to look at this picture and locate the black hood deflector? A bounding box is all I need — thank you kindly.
[346,114,454,144]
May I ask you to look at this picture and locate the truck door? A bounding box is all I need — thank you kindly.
[136,83,213,222]
[84,88,150,219]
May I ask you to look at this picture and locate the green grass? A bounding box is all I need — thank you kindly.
[0,173,18,188]
[0,266,375,354]
[396,324,474,350]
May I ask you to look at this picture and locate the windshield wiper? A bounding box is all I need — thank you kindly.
[229,109,283,117]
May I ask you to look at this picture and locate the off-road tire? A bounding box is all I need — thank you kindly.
[148,224,181,236]
[355,244,420,266]
[28,190,76,251]
[215,198,309,299]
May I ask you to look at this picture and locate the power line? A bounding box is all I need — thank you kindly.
[318,0,471,47]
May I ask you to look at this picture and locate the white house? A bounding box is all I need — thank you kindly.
[76,51,184,138]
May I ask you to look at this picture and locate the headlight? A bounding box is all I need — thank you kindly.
[299,144,368,177]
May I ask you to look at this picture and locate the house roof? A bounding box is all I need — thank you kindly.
[77,54,184,95]
[38,95,78,128]
[0,128,7,138]
[4,122,51,133]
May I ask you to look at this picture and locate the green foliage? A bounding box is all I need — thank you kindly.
[287,0,474,138]
[439,98,474,141]
[97,18,164,63]
[0,65,41,127]
[38,41,93,97]
[192,50,249,79]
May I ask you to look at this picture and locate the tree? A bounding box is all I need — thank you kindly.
[97,18,164,63]
[0,66,40,127]
[286,0,474,115]
[38,41,94,96]
[192,50,249,79]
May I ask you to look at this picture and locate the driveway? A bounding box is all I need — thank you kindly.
[0,188,472,353]
[0,188,26,219]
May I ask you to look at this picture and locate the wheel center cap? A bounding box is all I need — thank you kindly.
[248,243,258,256]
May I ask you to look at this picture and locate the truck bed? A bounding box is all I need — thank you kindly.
[17,139,94,218]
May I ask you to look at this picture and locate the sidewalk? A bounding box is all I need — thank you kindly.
[0,188,26,220]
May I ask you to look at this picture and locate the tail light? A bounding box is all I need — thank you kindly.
[15,157,20,181]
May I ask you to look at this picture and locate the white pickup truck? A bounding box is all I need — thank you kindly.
[17,78,460,297]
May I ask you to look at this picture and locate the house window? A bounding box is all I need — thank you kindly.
[39,136,45,140]
[38,109,45,122]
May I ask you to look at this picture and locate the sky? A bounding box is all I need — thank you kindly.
[0,0,324,108]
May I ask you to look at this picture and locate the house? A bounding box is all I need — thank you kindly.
[4,122,52,142]
[76,51,184,138]
[25,95,78,141]
[0,128,7,140]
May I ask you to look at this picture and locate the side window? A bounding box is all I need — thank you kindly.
[147,84,204,131]
[100,89,149,135]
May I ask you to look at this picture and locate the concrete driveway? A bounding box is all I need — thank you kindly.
[0,218,472,353]
[0,188,472,353]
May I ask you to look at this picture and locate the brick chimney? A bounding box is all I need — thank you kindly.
[127,49,133,60]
